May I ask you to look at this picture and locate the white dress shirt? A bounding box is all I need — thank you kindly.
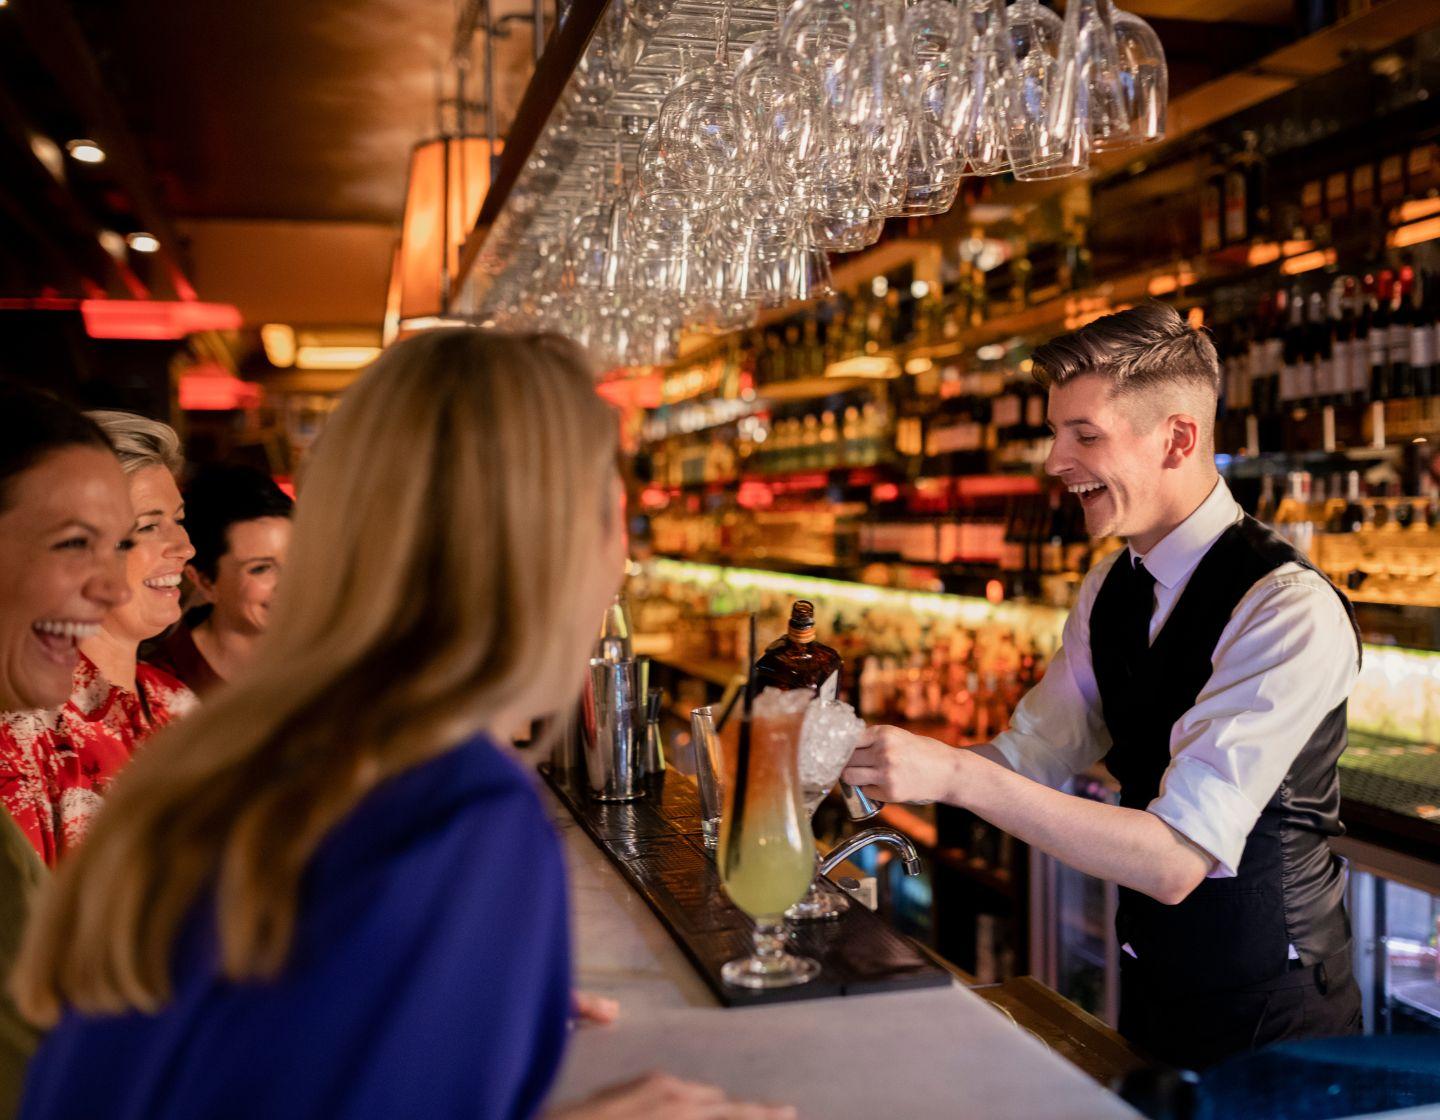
[990,477,1360,879]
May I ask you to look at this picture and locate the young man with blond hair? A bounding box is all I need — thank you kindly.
[844,302,1362,1069]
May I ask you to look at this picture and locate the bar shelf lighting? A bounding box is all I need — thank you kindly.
[65,139,105,164]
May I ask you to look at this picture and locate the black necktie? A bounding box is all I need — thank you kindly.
[1128,558,1157,659]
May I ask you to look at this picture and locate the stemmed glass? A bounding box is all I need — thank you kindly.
[786,697,866,921]
[718,687,821,988]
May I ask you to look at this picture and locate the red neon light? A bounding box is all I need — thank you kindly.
[955,475,1042,498]
[736,481,775,510]
[596,373,663,410]
[178,361,263,411]
[273,477,296,499]
[0,297,81,311]
[872,482,901,503]
[80,300,243,340]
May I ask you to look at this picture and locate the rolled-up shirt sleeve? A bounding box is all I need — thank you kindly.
[1148,568,1360,878]
[990,558,1114,788]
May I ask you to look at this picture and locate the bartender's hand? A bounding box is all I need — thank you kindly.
[572,990,619,1027]
[843,724,963,805]
[546,1072,797,1119]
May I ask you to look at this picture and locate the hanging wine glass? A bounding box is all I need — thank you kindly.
[1103,6,1167,149]
[1001,0,1088,181]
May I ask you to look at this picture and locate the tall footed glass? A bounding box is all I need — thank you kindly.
[787,697,866,920]
[719,688,820,988]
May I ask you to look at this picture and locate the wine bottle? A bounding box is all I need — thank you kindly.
[1371,271,1394,403]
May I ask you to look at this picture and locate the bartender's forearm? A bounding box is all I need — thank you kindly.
[955,751,1214,905]
[843,728,1214,904]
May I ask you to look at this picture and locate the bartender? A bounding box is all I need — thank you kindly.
[843,302,1363,1070]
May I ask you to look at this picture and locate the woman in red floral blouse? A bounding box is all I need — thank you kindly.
[0,411,197,865]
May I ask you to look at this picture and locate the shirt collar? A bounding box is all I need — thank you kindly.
[1127,477,1241,589]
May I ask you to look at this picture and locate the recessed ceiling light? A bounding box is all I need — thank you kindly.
[66,139,105,164]
[126,232,160,253]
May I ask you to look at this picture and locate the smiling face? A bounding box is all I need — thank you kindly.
[0,447,134,710]
[1043,373,1175,544]
[101,465,195,645]
[190,516,291,637]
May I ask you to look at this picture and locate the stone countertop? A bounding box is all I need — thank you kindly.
[541,783,1142,1120]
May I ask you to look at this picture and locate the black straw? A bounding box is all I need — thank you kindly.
[724,612,759,875]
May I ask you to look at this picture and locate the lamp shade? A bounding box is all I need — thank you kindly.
[396,136,500,321]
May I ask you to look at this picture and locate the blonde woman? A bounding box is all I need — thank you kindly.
[0,412,195,866]
[13,332,791,1120]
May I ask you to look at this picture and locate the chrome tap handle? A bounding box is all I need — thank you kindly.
[817,826,922,879]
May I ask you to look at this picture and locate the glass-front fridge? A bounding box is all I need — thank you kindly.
[1030,772,1121,1027]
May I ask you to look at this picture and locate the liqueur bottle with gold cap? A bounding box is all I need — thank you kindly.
[754,599,843,699]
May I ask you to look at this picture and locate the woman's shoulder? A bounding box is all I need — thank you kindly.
[315,733,555,878]
[136,662,198,722]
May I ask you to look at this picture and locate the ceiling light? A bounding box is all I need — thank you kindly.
[97,230,126,258]
[294,345,381,371]
[126,232,160,253]
[825,355,899,379]
[870,276,889,298]
[260,323,296,368]
[910,280,930,299]
[977,343,1006,362]
[66,139,105,164]
[29,135,62,179]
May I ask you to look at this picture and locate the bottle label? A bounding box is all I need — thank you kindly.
[1297,360,1315,401]
[1416,325,1438,369]
[1391,323,1412,364]
[1201,184,1222,252]
[1370,332,1389,368]
[1354,338,1371,395]
[1224,171,1247,243]
[1315,357,1333,397]
[1280,362,1296,403]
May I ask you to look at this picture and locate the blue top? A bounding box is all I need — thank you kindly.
[21,734,572,1120]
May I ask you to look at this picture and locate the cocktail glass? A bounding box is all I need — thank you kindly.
[718,687,821,988]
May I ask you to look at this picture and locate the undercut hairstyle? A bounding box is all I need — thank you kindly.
[84,410,184,477]
[0,380,113,513]
[1032,301,1220,399]
[184,466,295,580]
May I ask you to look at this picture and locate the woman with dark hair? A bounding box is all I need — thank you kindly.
[0,379,132,1117]
[148,465,293,694]
[1,411,196,866]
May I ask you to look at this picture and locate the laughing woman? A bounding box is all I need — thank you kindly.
[0,382,134,1115]
[0,412,196,866]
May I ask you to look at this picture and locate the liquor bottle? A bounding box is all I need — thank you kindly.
[1390,266,1415,401]
[755,599,844,698]
[1200,162,1224,253]
[1309,290,1333,410]
[1332,277,1357,408]
[1218,133,1264,246]
[1414,271,1438,400]
[1370,271,1393,402]
[1279,289,1306,410]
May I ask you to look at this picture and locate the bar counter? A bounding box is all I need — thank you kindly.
[530,756,1143,1120]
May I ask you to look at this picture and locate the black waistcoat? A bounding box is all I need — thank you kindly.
[1090,514,1361,994]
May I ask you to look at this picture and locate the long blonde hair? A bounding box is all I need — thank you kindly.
[14,329,618,1025]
